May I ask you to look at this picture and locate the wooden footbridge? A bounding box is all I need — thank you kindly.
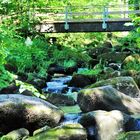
[1,4,140,33]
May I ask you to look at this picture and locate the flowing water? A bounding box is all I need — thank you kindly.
[44,70,140,140]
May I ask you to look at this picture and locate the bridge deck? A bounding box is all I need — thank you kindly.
[35,19,134,33]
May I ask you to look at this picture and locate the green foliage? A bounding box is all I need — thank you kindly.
[116,131,140,140]
[77,63,103,76]
[0,0,139,90]
[62,60,76,68]
[123,59,140,72]
[16,80,46,99]
[0,66,13,89]
[119,16,140,49]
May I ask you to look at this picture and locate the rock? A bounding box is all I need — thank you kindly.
[17,72,28,81]
[16,80,45,99]
[110,71,121,78]
[103,67,115,73]
[116,131,140,140]
[33,125,51,136]
[103,41,113,48]
[69,74,96,88]
[120,71,140,89]
[97,52,129,63]
[77,85,140,114]
[88,59,99,68]
[88,76,140,98]
[122,48,134,53]
[134,73,140,89]
[69,74,91,87]
[0,94,63,133]
[21,90,34,96]
[4,63,18,73]
[79,110,124,140]
[65,65,78,75]
[121,70,138,77]
[88,47,112,59]
[28,78,46,89]
[26,123,87,140]
[45,93,76,106]
[122,54,140,65]
[48,64,77,75]
[48,64,65,75]
[108,63,121,70]
[1,128,29,140]
[0,81,20,94]
[124,114,140,132]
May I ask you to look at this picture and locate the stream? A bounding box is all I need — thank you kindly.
[43,70,140,140]
[43,71,97,139]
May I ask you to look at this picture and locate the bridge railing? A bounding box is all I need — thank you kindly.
[31,4,140,21]
[0,4,140,31]
[28,4,140,30]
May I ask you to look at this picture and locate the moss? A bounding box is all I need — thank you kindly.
[1,128,29,140]
[97,52,129,62]
[60,105,81,114]
[116,131,140,140]
[27,124,87,140]
[33,125,51,136]
[15,80,46,99]
[87,76,135,89]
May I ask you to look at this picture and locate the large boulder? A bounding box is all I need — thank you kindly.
[88,76,140,98]
[0,94,63,133]
[27,123,87,140]
[79,110,124,140]
[77,86,140,114]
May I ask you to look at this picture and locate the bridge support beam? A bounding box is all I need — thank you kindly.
[35,20,135,33]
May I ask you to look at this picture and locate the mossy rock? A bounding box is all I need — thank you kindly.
[69,74,96,88]
[0,94,63,133]
[26,124,87,140]
[122,54,140,71]
[134,73,140,89]
[116,131,140,140]
[16,80,46,99]
[88,47,112,59]
[87,76,140,98]
[1,128,29,140]
[97,52,129,63]
[33,125,51,136]
[78,85,140,114]
[123,54,140,64]
[45,93,76,106]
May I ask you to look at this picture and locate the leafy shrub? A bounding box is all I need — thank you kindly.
[77,63,103,76]
[123,59,140,72]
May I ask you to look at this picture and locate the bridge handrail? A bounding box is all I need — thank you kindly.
[33,10,140,17]
[1,4,140,30]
